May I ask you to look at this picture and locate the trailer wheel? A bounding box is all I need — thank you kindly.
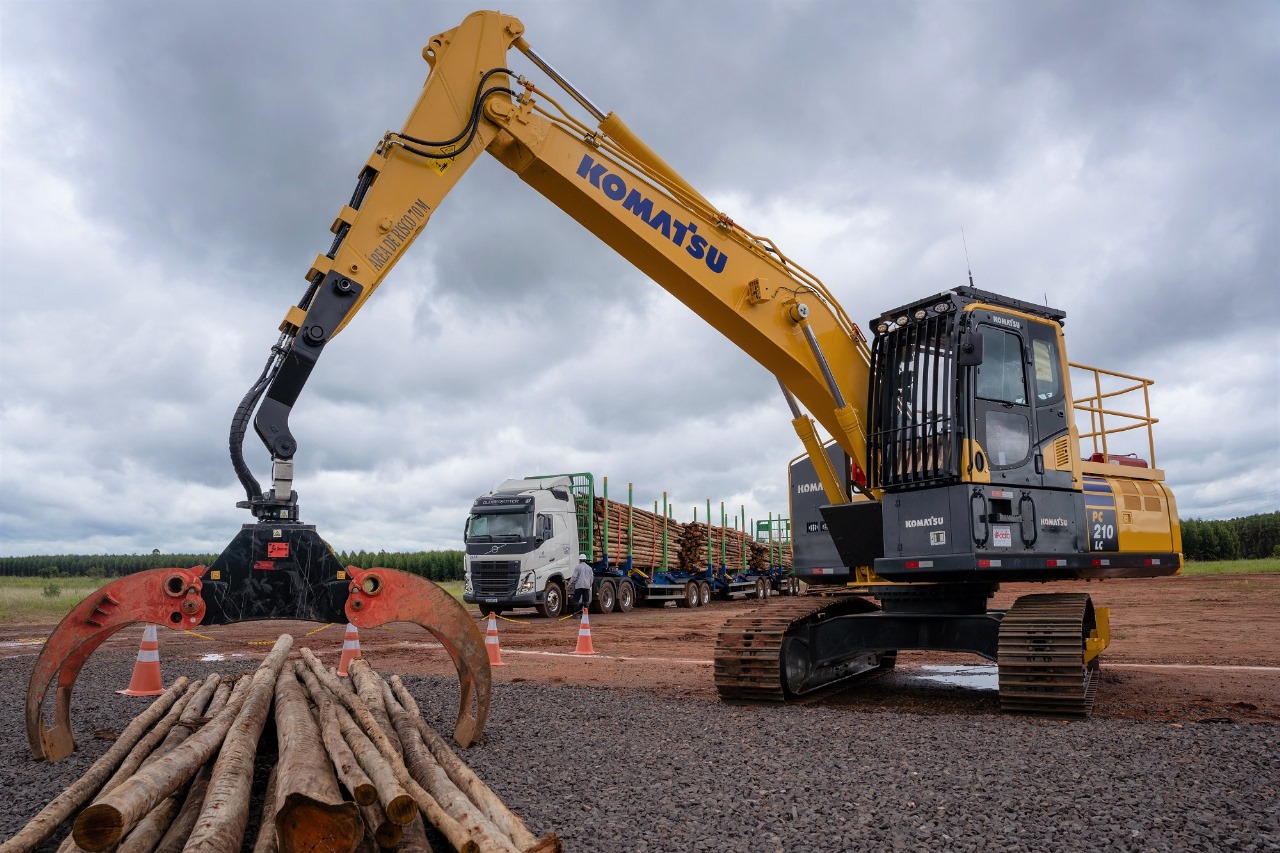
[616,581,635,613]
[678,581,698,608]
[698,582,712,607]
[754,578,767,599]
[790,576,801,596]
[592,581,616,614]
[537,581,565,619]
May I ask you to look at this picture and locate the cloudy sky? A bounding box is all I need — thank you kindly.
[2,1,1276,557]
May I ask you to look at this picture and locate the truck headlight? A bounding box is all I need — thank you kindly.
[517,571,534,594]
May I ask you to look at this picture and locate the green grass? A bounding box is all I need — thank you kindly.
[1181,558,1280,575]
[0,575,470,626]
[0,576,111,625]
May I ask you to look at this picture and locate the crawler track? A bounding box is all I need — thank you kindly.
[997,593,1098,717]
[713,597,858,702]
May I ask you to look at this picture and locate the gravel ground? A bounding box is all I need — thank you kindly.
[3,649,1277,852]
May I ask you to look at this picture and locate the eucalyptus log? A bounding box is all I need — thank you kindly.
[151,678,236,853]
[358,800,402,850]
[332,703,418,826]
[140,674,221,768]
[116,795,181,853]
[0,677,190,853]
[297,661,402,820]
[272,665,362,853]
[389,675,558,853]
[182,635,294,853]
[72,653,252,850]
[294,663,376,807]
[299,649,477,853]
[378,680,520,853]
[250,764,280,853]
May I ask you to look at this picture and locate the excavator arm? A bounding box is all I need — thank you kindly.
[252,10,871,513]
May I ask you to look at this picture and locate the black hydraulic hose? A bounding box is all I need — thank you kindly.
[228,346,284,501]
[395,68,514,149]
[396,86,517,160]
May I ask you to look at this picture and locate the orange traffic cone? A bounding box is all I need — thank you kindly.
[484,614,505,666]
[118,624,164,696]
[572,611,596,655]
[337,623,362,677]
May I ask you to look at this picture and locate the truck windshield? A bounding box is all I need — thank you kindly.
[465,512,532,542]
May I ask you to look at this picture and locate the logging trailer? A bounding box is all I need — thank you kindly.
[28,9,1183,760]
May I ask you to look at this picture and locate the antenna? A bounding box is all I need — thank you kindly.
[961,227,975,287]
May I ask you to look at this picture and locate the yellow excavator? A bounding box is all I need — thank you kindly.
[29,10,1182,759]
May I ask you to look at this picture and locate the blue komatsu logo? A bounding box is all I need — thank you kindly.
[575,154,729,274]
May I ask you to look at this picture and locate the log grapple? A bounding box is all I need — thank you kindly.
[26,522,491,761]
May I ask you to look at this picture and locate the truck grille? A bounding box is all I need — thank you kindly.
[471,560,521,596]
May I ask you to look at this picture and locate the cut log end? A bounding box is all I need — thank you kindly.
[72,803,124,852]
[274,793,363,853]
[385,792,418,826]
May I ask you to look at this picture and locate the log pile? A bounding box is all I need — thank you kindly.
[588,497,682,571]
[4,636,559,853]
[677,523,756,572]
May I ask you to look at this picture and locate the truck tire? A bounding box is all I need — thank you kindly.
[790,576,801,596]
[591,581,616,614]
[677,581,698,608]
[537,581,565,619]
[616,581,635,613]
[698,581,712,607]
[754,578,767,599]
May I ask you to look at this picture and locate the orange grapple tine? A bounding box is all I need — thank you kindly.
[345,567,491,747]
[26,567,206,761]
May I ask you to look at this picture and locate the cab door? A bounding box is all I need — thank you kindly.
[972,321,1039,488]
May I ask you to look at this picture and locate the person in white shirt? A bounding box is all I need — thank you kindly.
[570,554,593,616]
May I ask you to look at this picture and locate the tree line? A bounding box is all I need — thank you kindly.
[1180,512,1279,562]
[0,550,466,581]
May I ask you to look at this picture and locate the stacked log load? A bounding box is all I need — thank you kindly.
[677,523,756,572]
[4,637,559,853]
[587,497,683,571]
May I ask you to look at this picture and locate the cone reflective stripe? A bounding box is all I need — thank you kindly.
[337,622,362,677]
[484,614,505,666]
[572,611,596,655]
[118,624,164,696]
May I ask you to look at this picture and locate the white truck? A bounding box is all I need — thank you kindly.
[462,474,600,618]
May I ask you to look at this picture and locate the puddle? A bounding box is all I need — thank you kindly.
[909,664,999,691]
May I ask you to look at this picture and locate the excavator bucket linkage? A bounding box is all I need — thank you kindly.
[26,524,491,761]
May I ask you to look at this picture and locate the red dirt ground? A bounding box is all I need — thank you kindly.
[3,574,1277,724]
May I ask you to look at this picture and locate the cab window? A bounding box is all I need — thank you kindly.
[976,327,1027,405]
[1028,323,1064,404]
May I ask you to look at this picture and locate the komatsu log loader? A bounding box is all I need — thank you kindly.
[29,10,1183,758]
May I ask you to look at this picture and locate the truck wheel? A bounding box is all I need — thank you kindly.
[537,582,565,619]
[790,576,801,596]
[677,581,697,608]
[592,581,616,614]
[698,582,712,606]
[755,578,767,599]
[616,581,635,613]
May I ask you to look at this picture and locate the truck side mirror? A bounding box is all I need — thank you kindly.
[957,330,984,367]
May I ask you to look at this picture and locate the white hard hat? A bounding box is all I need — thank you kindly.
[578,554,588,561]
